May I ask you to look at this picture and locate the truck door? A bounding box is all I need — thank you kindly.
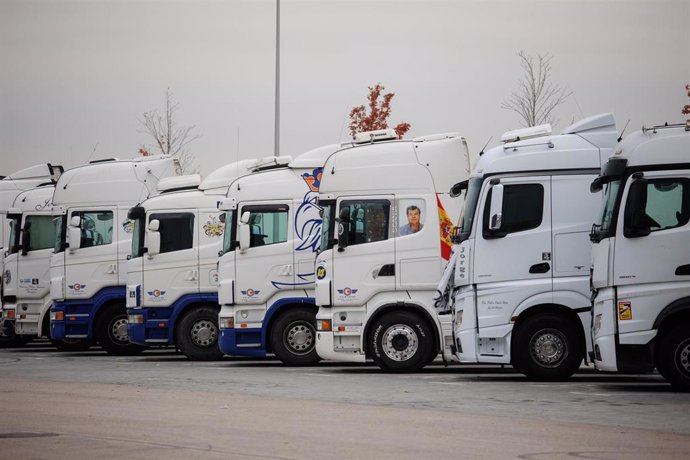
[473,177,552,329]
[332,196,396,306]
[235,202,293,304]
[613,171,690,330]
[142,210,199,307]
[2,214,22,300]
[198,209,226,294]
[64,207,118,301]
[17,213,54,303]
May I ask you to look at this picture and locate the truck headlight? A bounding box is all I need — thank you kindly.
[50,311,64,321]
[128,314,144,325]
[220,317,234,329]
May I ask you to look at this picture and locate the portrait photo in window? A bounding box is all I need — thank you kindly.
[399,199,425,236]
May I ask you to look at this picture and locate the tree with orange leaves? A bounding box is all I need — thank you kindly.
[349,83,411,139]
[683,83,690,123]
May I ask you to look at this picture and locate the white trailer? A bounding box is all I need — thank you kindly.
[441,114,617,379]
[125,160,256,360]
[216,146,338,364]
[314,131,467,372]
[590,121,690,389]
[49,156,181,354]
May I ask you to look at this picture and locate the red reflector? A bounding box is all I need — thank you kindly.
[338,325,346,332]
[158,322,165,328]
[240,324,248,328]
[69,316,76,321]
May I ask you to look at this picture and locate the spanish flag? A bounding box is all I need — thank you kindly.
[437,194,454,260]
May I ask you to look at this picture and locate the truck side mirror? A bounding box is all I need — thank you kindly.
[238,211,251,251]
[624,176,651,238]
[147,219,161,256]
[337,207,350,251]
[68,216,81,251]
[488,184,504,231]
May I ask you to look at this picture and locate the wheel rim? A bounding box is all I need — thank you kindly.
[110,316,129,344]
[381,324,419,362]
[0,322,16,339]
[190,320,218,348]
[529,328,567,368]
[674,338,690,378]
[283,321,315,356]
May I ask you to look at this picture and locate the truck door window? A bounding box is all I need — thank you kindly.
[24,215,55,251]
[319,200,335,252]
[7,215,21,254]
[221,210,236,253]
[150,213,195,253]
[483,184,544,236]
[340,200,390,245]
[72,211,114,248]
[53,215,67,253]
[626,178,690,233]
[243,205,289,247]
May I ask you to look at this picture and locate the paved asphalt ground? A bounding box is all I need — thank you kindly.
[1,341,689,459]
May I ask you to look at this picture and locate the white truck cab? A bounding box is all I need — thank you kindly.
[441,114,617,380]
[216,146,340,364]
[125,160,256,360]
[314,130,467,372]
[590,121,690,390]
[1,163,63,347]
[49,156,181,354]
[2,185,60,345]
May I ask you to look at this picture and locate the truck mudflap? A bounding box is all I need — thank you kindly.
[50,286,125,341]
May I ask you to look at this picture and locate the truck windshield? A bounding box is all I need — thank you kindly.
[457,178,482,241]
[131,217,145,258]
[7,215,21,254]
[590,179,621,243]
[222,210,235,254]
[319,200,334,253]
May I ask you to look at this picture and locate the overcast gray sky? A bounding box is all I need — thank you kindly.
[1,0,688,175]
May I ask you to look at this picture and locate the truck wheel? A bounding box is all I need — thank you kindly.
[95,304,146,356]
[368,311,435,373]
[50,338,93,352]
[512,313,584,380]
[270,307,319,366]
[657,325,690,391]
[176,306,224,361]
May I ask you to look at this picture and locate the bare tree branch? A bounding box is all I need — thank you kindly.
[138,88,200,173]
[501,51,573,127]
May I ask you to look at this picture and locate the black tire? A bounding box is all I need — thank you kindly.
[367,310,436,373]
[270,307,319,366]
[656,325,690,391]
[0,322,32,348]
[512,313,584,381]
[176,306,224,361]
[95,304,147,355]
[50,338,93,352]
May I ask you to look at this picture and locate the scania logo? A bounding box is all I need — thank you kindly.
[147,290,166,298]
